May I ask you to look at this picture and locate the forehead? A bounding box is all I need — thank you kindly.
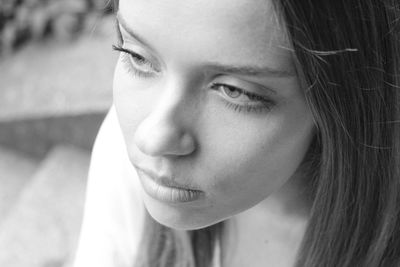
[118,0,292,71]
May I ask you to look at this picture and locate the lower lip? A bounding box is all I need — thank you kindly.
[137,170,204,204]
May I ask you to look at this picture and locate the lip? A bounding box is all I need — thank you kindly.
[134,166,204,203]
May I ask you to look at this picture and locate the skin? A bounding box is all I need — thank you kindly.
[113,0,315,265]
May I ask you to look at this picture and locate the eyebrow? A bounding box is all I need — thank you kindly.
[116,13,296,78]
[203,62,295,78]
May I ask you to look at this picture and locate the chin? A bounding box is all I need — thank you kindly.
[143,195,220,230]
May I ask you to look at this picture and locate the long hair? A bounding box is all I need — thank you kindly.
[278,0,400,266]
[112,0,400,266]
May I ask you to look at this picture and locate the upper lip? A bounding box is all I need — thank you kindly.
[135,165,202,191]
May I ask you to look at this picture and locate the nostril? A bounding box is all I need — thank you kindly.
[179,132,196,155]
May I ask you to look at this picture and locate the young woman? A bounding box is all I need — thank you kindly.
[74,0,400,266]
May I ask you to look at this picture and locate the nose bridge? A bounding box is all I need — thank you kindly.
[134,76,197,156]
[153,75,194,125]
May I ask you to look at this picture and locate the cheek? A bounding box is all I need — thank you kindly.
[112,61,154,141]
[200,101,314,205]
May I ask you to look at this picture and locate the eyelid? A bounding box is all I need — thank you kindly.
[116,19,157,53]
[115,25,162,70]
[113,43,161,73]
[112,45,160,79]
[117,22,160,60]
[211,82,270,102]
[210,83,275,114]
[115,19,123,45]
[212,75,275,98]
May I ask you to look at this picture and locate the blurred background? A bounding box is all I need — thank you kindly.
[0,0,117,266]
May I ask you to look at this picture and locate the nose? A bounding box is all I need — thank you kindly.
[133,86,197,157]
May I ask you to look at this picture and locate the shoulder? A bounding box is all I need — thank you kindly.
[74,106,145,267]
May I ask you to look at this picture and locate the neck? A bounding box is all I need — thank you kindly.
[221,172,312,267]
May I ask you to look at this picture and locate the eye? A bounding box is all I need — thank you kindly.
[128,53,148,67]
[210,83,275,114]
[112,44,158,77]
[211,83,266,103]
[222,85,242,98]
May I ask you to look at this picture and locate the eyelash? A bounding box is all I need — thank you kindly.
[112,44,157,78]
[112,44,275,114]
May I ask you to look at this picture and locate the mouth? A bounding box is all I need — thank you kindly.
[134,165,204,203]
[136,165,200,190]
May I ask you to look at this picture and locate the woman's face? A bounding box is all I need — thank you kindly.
[114,0,315,229]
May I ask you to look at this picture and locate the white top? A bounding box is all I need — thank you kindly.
[73,106,145,267]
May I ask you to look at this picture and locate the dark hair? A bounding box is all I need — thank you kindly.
[279,0,400,266]
[113,0,400,266]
